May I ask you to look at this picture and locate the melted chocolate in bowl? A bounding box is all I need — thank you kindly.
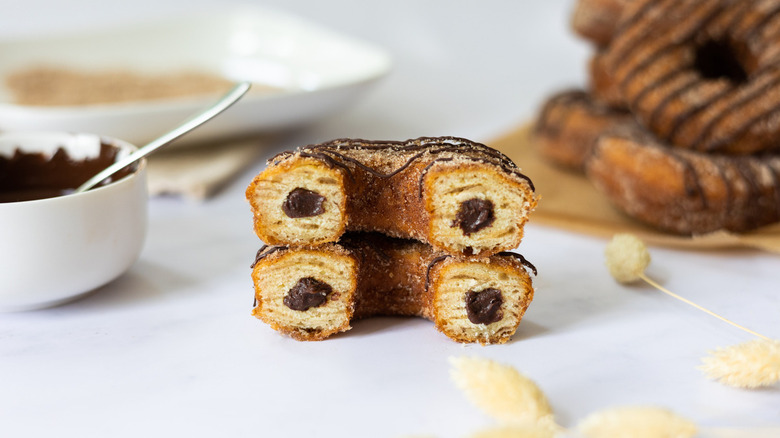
[0,143,135,203]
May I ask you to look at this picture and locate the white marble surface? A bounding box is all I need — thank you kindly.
[1,1,778,437]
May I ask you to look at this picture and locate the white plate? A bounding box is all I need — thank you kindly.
[0,6,391,146]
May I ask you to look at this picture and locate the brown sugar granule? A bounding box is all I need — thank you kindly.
[5,66,274,106]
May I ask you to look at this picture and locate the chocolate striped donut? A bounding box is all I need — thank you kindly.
[534,89,634,170]
[603,0,780,155]
[586,125,780,234]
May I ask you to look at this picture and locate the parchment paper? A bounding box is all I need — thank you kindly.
[490,125,780,254]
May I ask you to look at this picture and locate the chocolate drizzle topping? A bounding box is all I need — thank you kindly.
[633,69,691,116]
[418,157,453,198]
[251,245,287,268]
[666,149,708,208]
[607,0,683,70]
[616,1,723,91]
[425,255,451,292]
[646,75,704,130]
[322,149,428,179]
[692,74,780,151]
[742,2,780,42]
[705,79,780,152]
[598,131,780,232]
[497,252,538,276]
[609,0,780,153]
[535,90,591,136]
[424,251,537,294]
[269,137,535,196]
[299,151,356,182]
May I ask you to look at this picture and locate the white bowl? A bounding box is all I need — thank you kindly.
[0,131,147,311]
[0,5,392,146]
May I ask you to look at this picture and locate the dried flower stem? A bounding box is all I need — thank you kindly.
[637,272,772,342]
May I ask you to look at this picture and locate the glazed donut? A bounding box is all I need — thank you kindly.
[572,0,630,47]
[585,127,780,234]
[602,0,780,155]
[246,137,538,257]
[250,233,536,344]
[534,89,634,170]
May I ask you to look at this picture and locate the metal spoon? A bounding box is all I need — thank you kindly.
[74,81,252,194]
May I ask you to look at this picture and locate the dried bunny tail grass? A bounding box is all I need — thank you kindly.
[469,424,557,438]
[577,406,697,438]
[605,233,772,342]
[699,339,780,388]
[604,233,650,283]
[605,234,777,389]
[449,356,555,427]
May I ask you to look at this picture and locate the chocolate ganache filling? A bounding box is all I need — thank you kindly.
[282,187,326,218]
[454,198,495,235]
[465,288,504,325]
[283,277,332,311]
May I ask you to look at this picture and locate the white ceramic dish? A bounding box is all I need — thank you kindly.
[0,132,147,312]
[0,6,391,146]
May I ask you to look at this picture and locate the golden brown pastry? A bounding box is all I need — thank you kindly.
[601,0,780,155]
[585,127,780,234]
[250,233,536,344]
[246,137,538,257]
[572,0,630,47]
[534,89,634,171]
[588,52,627,108]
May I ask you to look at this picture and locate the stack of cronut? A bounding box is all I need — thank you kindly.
[534,0,780,235]
[245,136,539,344]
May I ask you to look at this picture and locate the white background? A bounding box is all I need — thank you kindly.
[1,1,778,437]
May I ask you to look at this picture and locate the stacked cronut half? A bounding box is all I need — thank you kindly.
[535,0,780,235]
[246,137,539,344]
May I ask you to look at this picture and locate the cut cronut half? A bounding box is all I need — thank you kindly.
[251,246,357,341]
[424,161,537,256]
[250,234,536,344]
[431,257,535,345]
[247,157,347,246]
[247,138,538,257]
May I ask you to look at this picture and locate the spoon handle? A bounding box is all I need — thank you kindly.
[74,81,252,194]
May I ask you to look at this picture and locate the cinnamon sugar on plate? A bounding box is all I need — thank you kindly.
[4,66,279,106]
